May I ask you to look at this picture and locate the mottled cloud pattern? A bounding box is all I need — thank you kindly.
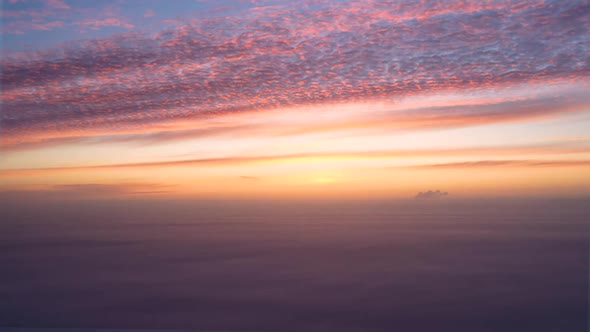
[1,0,589,148]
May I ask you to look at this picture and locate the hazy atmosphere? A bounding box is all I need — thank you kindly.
[1,0,589,331]
[2,198,588,331]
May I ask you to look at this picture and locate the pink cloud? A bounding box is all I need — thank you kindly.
[162,19,182,24]
[46,0,70,10]
[144,9,156,18]
[1,0,589,148]
[75,18,135,30]
[3,20,64,34]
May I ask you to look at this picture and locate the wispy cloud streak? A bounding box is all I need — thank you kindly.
[0,183,173,198]
[2,88,589,150]
[407,160,590,169]
[3,142,590,177]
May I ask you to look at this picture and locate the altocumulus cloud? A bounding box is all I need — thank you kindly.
[1,0,589,148]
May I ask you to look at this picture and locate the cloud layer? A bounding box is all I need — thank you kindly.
[1,0,589,147]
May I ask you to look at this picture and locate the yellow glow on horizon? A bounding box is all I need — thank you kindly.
[2,81,590,200]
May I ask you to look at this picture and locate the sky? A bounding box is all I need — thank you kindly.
[1,0,590,200]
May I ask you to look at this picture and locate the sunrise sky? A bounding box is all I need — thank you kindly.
[1,0,589,199]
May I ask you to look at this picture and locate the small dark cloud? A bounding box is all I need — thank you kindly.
[415,190,449,199]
